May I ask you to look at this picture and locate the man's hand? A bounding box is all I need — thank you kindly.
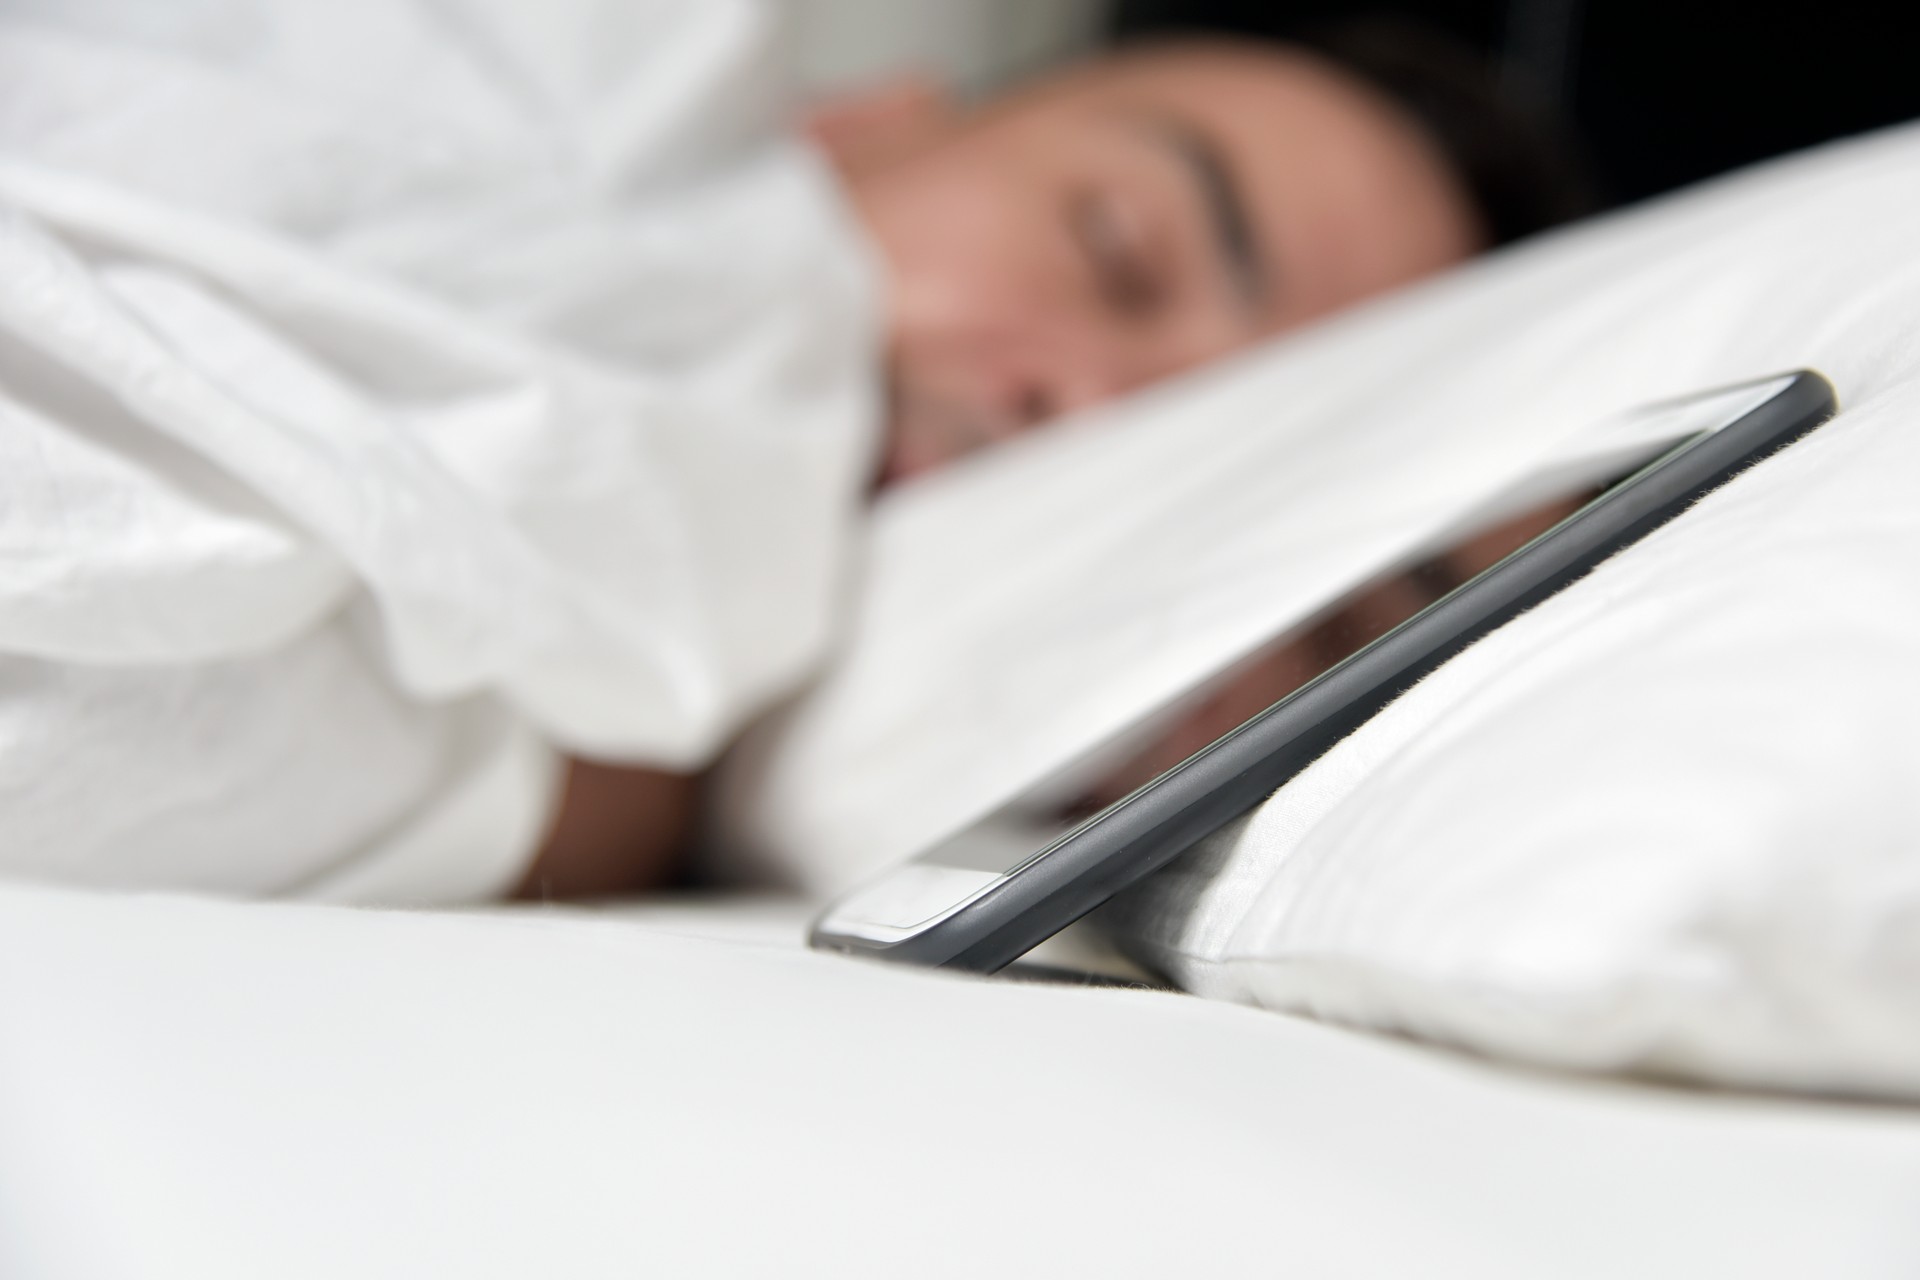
[513,759,697,900]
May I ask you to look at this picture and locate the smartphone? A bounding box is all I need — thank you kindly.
[810,371,1838,973]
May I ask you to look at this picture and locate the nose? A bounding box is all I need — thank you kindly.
[988,332,1139,434]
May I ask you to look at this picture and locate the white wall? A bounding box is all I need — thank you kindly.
[784,0,1109,96]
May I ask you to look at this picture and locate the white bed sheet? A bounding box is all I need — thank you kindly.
[3,886,1917,1279]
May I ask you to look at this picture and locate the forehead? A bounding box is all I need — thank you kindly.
[986,44,1480,327]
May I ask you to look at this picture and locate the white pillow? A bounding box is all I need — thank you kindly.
[716,124,1920,1097]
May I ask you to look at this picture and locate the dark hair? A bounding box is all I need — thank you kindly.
[1297,19,1598,247]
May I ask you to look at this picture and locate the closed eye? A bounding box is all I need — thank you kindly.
[1068,189,1168,320]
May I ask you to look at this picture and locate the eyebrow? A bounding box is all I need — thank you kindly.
[1133,114,1271,315]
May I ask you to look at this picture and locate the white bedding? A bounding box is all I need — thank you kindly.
[3,884,1919,1279]
[0,0,878,900]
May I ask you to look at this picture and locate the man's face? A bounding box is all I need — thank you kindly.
[817,43,1483,485]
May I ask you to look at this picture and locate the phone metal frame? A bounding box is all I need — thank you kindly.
[811,371,1837,972]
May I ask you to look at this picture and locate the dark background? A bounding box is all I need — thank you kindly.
[1111,0,1919,205]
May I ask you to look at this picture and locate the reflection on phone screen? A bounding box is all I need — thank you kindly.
[1063,489,1598,817]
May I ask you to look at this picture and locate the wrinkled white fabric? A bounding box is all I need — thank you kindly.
[720,124,1920,1097]
[0,0,881,900]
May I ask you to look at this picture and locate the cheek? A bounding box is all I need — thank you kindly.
[873,164,1074,348]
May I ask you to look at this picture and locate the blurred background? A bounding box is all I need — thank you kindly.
[788,0,1918,205]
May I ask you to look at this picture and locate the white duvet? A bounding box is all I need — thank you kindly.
[0,0,878,899]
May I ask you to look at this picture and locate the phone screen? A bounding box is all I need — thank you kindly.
[1063,488,1600,818]
[813,375,1809,950]
[824,446,1676,942]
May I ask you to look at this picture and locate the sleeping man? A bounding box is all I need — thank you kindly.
[0,1,1579,902]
